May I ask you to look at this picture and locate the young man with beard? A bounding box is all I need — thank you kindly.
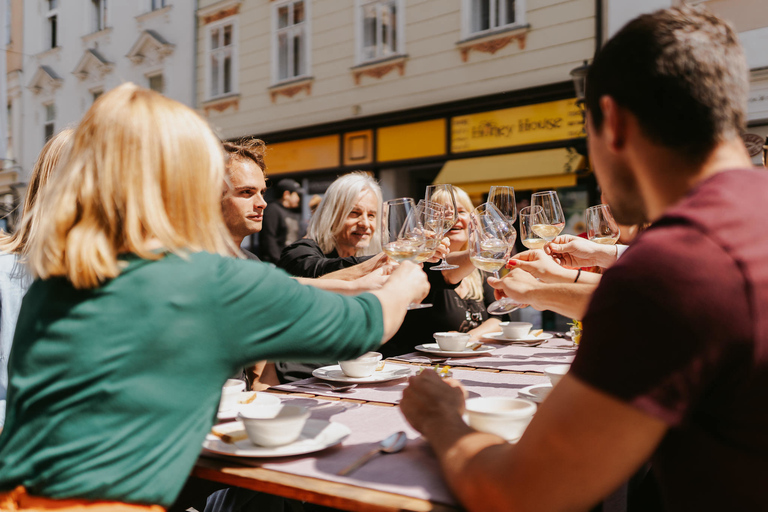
[399,6,768,512]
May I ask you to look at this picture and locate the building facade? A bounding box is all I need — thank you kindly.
[197,0,596,213]
[8,0,197,226]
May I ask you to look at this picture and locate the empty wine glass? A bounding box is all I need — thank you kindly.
[530,190,565,242]
[425,184,459,271]
[381,198,432,310]
[414,200,442,263]
[468,203,520,315]
[519,205,547,250]
[586,204,620,245]
[488,186,517,225]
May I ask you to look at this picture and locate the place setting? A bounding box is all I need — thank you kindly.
[414,332,498,358]
[516,365,570,404]
[481,322,555,346]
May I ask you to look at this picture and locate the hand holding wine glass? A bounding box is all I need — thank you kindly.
[519,205,547,250]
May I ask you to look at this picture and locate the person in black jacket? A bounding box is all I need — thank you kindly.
[258,178,302,263]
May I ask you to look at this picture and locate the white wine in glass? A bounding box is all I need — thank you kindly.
[425,184,459,271]
[519,205,547,250]
[381,198,432,310]
[531,191,566,242]
[586,204,620,245]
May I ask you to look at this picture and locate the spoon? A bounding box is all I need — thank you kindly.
[292,382,358,392]
[338,431,408,476]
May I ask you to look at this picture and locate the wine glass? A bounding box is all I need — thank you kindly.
[586,204,620,245]
[530,191,565,242]
[468,203,520,315]
[519,205,547,250]
[488,186,517,225]
[425,184,459,271]
[414,200,442,263]
[381,198,432,310]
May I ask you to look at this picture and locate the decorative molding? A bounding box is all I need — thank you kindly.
[268,78,313,103]
[72,49,113,81]
[135,5,172,23]
[351,56,407,85]
[126,30,175,65]
[197,0,242,23]
[81,27,113,45]
[457,26,529,63]
[202,95,240,115]
[27,66,63,94]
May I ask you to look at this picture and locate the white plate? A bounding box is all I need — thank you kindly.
[312,364,412,383]
[517,384,552,404]
[484,332,554,343]
[217,392,282,421]
[415,343,496,357]
[203,419,350,458]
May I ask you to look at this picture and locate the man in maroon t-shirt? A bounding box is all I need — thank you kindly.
[399,6,767,512]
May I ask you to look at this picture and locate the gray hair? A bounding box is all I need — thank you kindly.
[307,172,382,256]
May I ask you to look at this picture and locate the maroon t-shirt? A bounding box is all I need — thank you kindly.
[571,169,768,511]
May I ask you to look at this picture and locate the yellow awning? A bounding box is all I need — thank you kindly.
[434,148,585,198]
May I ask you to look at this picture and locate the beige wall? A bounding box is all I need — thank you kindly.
[696,0,768,33]
[7,0,22,73]
[197,0,595,139]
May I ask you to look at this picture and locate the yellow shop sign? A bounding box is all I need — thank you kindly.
[451,99,584,153]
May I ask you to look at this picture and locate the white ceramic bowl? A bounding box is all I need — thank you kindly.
[544,364,570,387]
[500,322,533,339]
[219,378,246,412]
[465,397,536,442]
[433,332,471,352]
[238,404,311,447]
[338,351,382,378]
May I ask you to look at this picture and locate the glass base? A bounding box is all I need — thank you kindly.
[430,263,459,271]
[487,298,522,315]
[407,303,433,310]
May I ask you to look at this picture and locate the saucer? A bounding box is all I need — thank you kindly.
[517,384,553,404]
[415,343,496,357]
[218,392,282,421]
[312,364,412,383]
[203,419,350,457]
[485,332,554,343]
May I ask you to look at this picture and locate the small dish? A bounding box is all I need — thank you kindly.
[338,352,382,378]
[517,383,553,404]
[433,332,471,352]
[484,332,554,343]
[312,364,412,383]
[544,364,570,387]
[203,420,350,458]
[415,343,496,357]
[239,405,310,447]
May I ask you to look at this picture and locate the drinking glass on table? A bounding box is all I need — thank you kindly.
[425,184,459,271]
[488,186,517,224]
[519,205,547,250]
[381,198,432,310]
[469,203,520,315]
[530,190,565,242]
[586,204,620,245]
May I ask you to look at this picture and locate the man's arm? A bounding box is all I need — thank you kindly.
[317,253,390,281]
[546,235,624,269]
[488,269,597,320]
[400,371,667,512]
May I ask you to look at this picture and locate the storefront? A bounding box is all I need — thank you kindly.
[251,80,595,234]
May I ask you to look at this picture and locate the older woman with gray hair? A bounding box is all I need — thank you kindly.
[278,171,385,278]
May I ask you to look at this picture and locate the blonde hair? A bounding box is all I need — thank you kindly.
[0,129,74,255]
[433,185,483,301]
[307,172,382,256]
[26,83,237,289]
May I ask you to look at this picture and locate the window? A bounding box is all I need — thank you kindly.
[148,74,164,93]
[46,0,58,49]
[91,0,107,32]
[465,0,524,36]
[358,0,402,63]
[206,19,237,99]
[273,1,309,82]
[5,0,11,45]
[151,0,165,10]
[92,89,103,103]
[44,103,55,142]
